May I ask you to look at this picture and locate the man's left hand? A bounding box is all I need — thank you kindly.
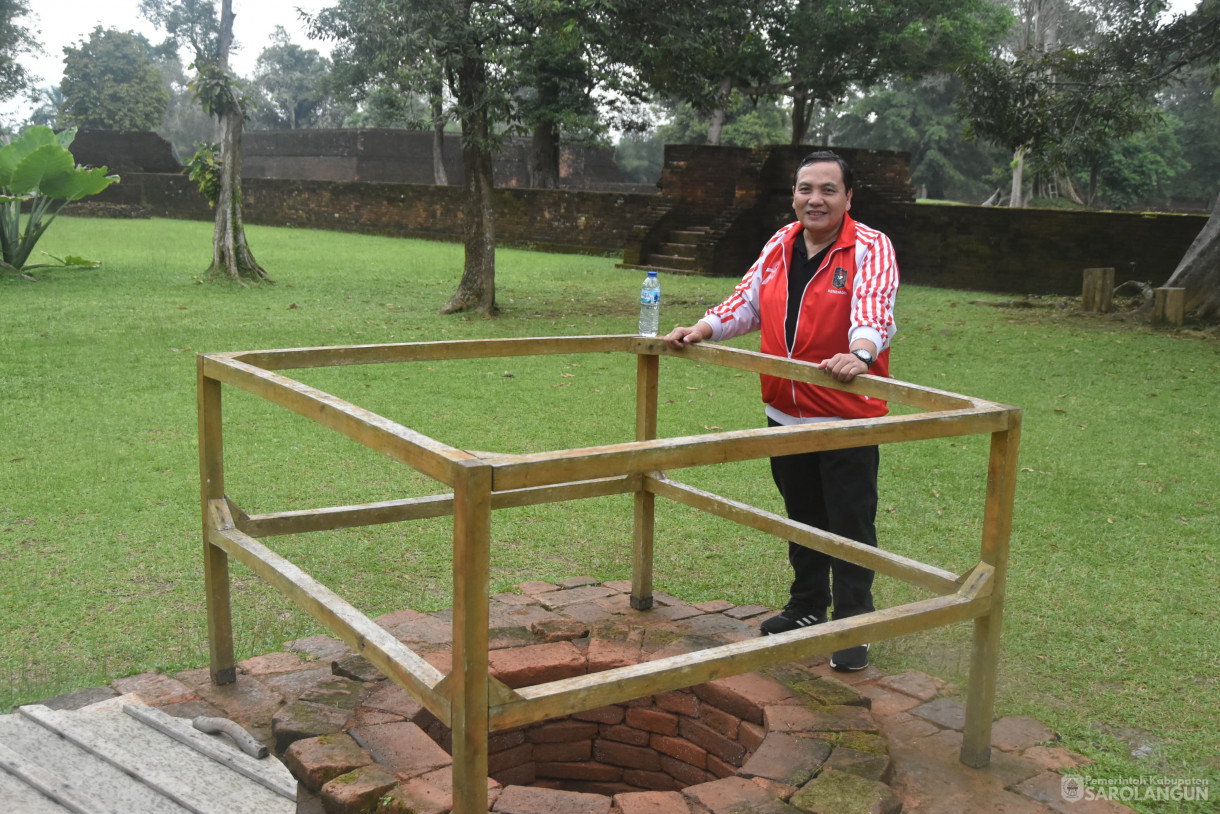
[818,353,868,383]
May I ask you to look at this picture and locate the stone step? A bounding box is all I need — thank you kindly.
[644,254,698,271]
[616,263,701,277]
[669,229,709,244]
[659,242,698,258]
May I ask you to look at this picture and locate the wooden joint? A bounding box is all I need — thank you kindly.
[207,498,235,531]
[956,563,995,600]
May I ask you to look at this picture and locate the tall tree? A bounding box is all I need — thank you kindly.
[835,75,1010,202]
[59,28,170,131]
[312,0,594,314]
[248,26,333,130]
[0,0,39,108]
[142,0,268,283]
[764,0,1011,145]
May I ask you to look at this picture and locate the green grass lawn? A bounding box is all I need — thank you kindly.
[3,216,1217,810]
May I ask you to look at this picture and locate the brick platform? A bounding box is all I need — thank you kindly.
[61,579,1134,814]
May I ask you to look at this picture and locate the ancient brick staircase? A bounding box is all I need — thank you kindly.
[622,225,710,275]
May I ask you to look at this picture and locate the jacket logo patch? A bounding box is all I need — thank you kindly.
[832,267,848,289]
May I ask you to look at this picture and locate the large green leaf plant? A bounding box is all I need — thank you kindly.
[0,126,119,277]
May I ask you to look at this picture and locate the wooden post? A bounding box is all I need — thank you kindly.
[632,353,659,610]
[450,460,492,814]
[961,412,1022,768]
[197,357,236,685]
[1152,287,1186,327]
[1081,268,1114,313]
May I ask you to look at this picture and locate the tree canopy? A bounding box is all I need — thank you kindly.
[59,27,170,131]
[0,0,40,107]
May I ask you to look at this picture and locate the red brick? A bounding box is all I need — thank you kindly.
[283,733,373,792]
[601,724,652,746]
[651,735,707,769]
[739,721,766,753]
[659,756,716,787]
[488,743,534,774]
[595,740,661,771]
[237,651,309,677]
[416,765,502,801]
[587,638,643,672]
[361,681,425,719]
[991,716,1056,752]
[738,732,831,787]
[678,718,745,765]
[749,776,799,801]
[374,781,448,814]
[763,703,879,735]
[343,707,404,731]
[528,719,600,743]
[621,770,681,793]
[536,761,624,782]
[532,619,590,642]
[625,707,680,736]
[693,673,793,725]
[517,581,560,595]
[533,739,592,763]
[706,753,739,778]
[693,600,735,613]
[491,763,536,787]
[493,785,613,814]
[111,672,198,706]
[348,721,451,778]
[682,776,777,813]
[319,764,398,814]
[573,705,625,725]
[272,700,351,752]
[490,728,527,753]
[490,642,587,688]
[698,705,740,739]
[1022,745,1091,773]
[876,669,944,702]
[654,691,699,717]
[612,789,691,814]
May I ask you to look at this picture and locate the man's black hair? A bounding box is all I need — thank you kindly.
[792,150,853,193]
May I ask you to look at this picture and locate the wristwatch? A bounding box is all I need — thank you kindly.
[851,349,875,369]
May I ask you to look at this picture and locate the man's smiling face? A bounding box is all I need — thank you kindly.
[792,161,852,246]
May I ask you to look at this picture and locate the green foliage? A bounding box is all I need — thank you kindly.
[184,142,222,207]
[247,26,339,130]
[0,0,38,104]
[835,75,1009,202]
[59,27,170,131]
[657,95,791,147]
[614,129,663,184]
[188,63,248,120]
[0,127,119,274]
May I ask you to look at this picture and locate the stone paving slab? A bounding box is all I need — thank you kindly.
[73,578,1138,814]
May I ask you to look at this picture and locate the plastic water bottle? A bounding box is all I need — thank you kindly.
[638,271,660,336]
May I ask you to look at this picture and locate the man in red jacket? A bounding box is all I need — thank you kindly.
[662,151,898,672]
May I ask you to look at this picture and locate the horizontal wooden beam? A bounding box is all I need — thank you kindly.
[227,335,634,371]
[234,476,638,538]
[202,355,469,486]
[489,408,1010,491]
[649,476,962,596]
[631,339,983,412]
[489,587,990,730]
[205,501,451,727]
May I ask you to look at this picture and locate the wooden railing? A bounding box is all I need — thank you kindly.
[197,336,1021,813]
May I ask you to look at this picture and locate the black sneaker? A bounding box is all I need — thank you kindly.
[760,608,826,635]
[830,643,870,672]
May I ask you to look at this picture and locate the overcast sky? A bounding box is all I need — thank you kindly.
[15,0,332,119]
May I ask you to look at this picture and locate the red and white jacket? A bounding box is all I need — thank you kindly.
[701,215,899,422]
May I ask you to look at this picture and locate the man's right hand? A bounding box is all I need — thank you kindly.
[663,321,712,350]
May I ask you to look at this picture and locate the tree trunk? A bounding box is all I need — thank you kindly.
[1010,147,1025,208]
[1162,195,1220,321]
[790,88,808,146]
[440,51,497,316]
[528,122,559,189]
[208,0,267,283]
[431,93,448,186]
[209,106,269,283]
[706,75,732,146]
